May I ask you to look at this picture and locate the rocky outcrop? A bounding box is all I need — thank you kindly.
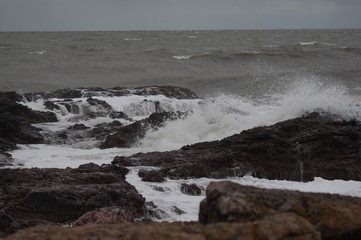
[199,181,361,240]
[0,150,13,166]
[114,112,361,181]
[0,163,146,237]
[100,112,184,149]
[25,86,199,101]
[5,215,321,240]
[0,92,57,152]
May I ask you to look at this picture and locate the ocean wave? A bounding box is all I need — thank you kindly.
[29,50,46,55]
[172,55,192,60]
[123,38,142,41]
[298,41,318,46]
[140,77,361,151]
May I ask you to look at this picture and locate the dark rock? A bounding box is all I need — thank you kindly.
[67,124,90,131]
[0,165,145,236]
[44,101,61,111]
[138,170,166,183]
[112,156,135,166]
[0,151,13,166]
[110,86,199,99]
[171,206,186,215]
[199,181,361,240]
[26,89,83,100]
[100,112,183,149]
[87,97,112,111]
[115,113,361,181]
[0,92,23,103]
[5,215,320,240]
[109,111,128,119]
[0,91,57,151]
[180,183,202,196]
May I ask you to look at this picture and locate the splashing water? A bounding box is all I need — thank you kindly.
[139,76,361,151]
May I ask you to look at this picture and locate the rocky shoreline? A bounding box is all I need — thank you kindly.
[1,87,361,239]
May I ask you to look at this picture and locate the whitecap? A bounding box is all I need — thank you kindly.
[298,41,317,46]
[172,55,192,60]
[123,38,142,41]
[29,50,46,55]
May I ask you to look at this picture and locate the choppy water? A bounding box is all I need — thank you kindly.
[1,29,361,96]
[2,29,361,222]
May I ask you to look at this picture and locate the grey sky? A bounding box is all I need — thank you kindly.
[0,0,360,31]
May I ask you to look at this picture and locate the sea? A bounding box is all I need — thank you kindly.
[1,29,361,221]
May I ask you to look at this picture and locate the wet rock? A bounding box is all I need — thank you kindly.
[87,97,112,111]
[112,156,135,167]
[5,216,320,240]
[44,101,61,111]
[109,111,128,119]
[116,112,361,181]
[26,89,83,100]
[0,91,57,151]
[199,181,361,240]
[171,206,186,215]
[110,85,199,99]
[100,112,183,149]
[0,150,13,166]
[0,164,145,236]
[138,170,166,183]
[0,91,23,103]
[67,124,90,131]
[180,183,202,196]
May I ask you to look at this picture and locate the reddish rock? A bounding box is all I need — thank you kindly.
[199,181,361,240]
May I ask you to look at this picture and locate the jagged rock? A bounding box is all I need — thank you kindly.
[100,112,182,149]
[112,156,135,166]
[5,215,320,240]
[171,206,186,215]
[110,86,199,99]
[67,124,90,131]
[138,170,166,183]
[87,97,113,111]
[44,101,61,111]
[199,181,361,240]
[180,183,202,196]
[0,164,145,237]
[115,112,361,181]
[26,89,83,100]
[0,150,13,166]
[0,91,57,151]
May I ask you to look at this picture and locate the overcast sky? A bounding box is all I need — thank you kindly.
[0,0,360,31]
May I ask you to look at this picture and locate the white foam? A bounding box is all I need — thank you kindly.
[187,36,198,39]
[29,50,46,55]
[172,55,192,60]
[123,38,142,41]
[126,168,361,222]
[140,76,361,151]
[299,41,317,46]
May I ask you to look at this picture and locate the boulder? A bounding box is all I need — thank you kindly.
[138,170,166,183]
[0,150,13,166]
[0,164,146,237]
[180,183,202,196]
[199,181,361,240]
[115,112,361,181]
[5,215,320,240]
